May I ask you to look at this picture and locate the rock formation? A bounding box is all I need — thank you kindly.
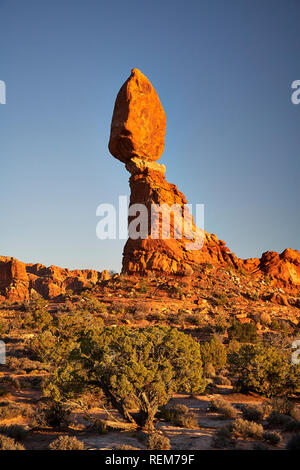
[0,255,108,301]
[0,69,298,302]
[109,68,166,163]
[108,68,300,292]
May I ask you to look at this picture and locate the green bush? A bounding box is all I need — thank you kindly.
[45,326,206,431]
[139,280,148,294]
[0,319,9,335]
[24,308,53,330]
[200,337,227,371]
[229,344,300,397]
[228,321,258,343]
[49,435,85,450]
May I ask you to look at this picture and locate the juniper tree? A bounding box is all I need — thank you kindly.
[45,326,205,430]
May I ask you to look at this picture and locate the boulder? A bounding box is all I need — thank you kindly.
[109,68,166,163]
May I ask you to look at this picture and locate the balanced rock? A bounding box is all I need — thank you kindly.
[108,68,166,163]
[108,68,300,294]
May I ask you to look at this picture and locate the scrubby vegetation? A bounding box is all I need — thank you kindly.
[49,435,85,450]
[229,344,300,397]
[1,272,300,450]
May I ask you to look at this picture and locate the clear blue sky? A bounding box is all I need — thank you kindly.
[0,0,299,272]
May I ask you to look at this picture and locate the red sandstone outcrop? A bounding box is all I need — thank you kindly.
[0,256,107,301]
[109,68,166,163]
[108,68,300,293]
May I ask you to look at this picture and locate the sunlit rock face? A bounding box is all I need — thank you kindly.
[108,68,166,163]
[108,69,300,290]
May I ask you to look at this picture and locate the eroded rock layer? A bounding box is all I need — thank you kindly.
[0,255,108,301]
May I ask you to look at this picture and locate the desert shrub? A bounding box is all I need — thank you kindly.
[186,312,203,326]
[176,412,198,428]
[49,435,85,450]
[147,432,170,450]
[241,405,263,422]
[22,297,48,312]
[214,375,231,386]
[229,344,300,397]
[6,357,23,371]
[270,397,295,416]
[291,407,300,421]
[267,411,292,428]
[204,363,216,379]
[262,431,282,446]
[284,418,300,432]
[270,320,281,331]
[0,403,28,420]
[214,293,229,307]
[29,330,57,362]
[55,310,104,336]
[267,398,300,430]
[212,425,235,449]
[24,308,53,330]
[286,434,300,450]
[6,356,49,373]
[260,402,273,419]
[200,337,227,371]
[158,404,198,428]
[87,419,108,435]
[45,326,206,431]
[227,339,241,354]
[0,425,27,441]
[146,312,164,322]
[132,310,147,321]
[0,319,9,335]
[232,418,263,439]
[209,397,238,420]
[0,434,25,450]
[260,312,271,325]
[139,280,148,294]
[77,296,107,314]
[35,401,71,429]
[212,313,230,333]
[228,321,258,343]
